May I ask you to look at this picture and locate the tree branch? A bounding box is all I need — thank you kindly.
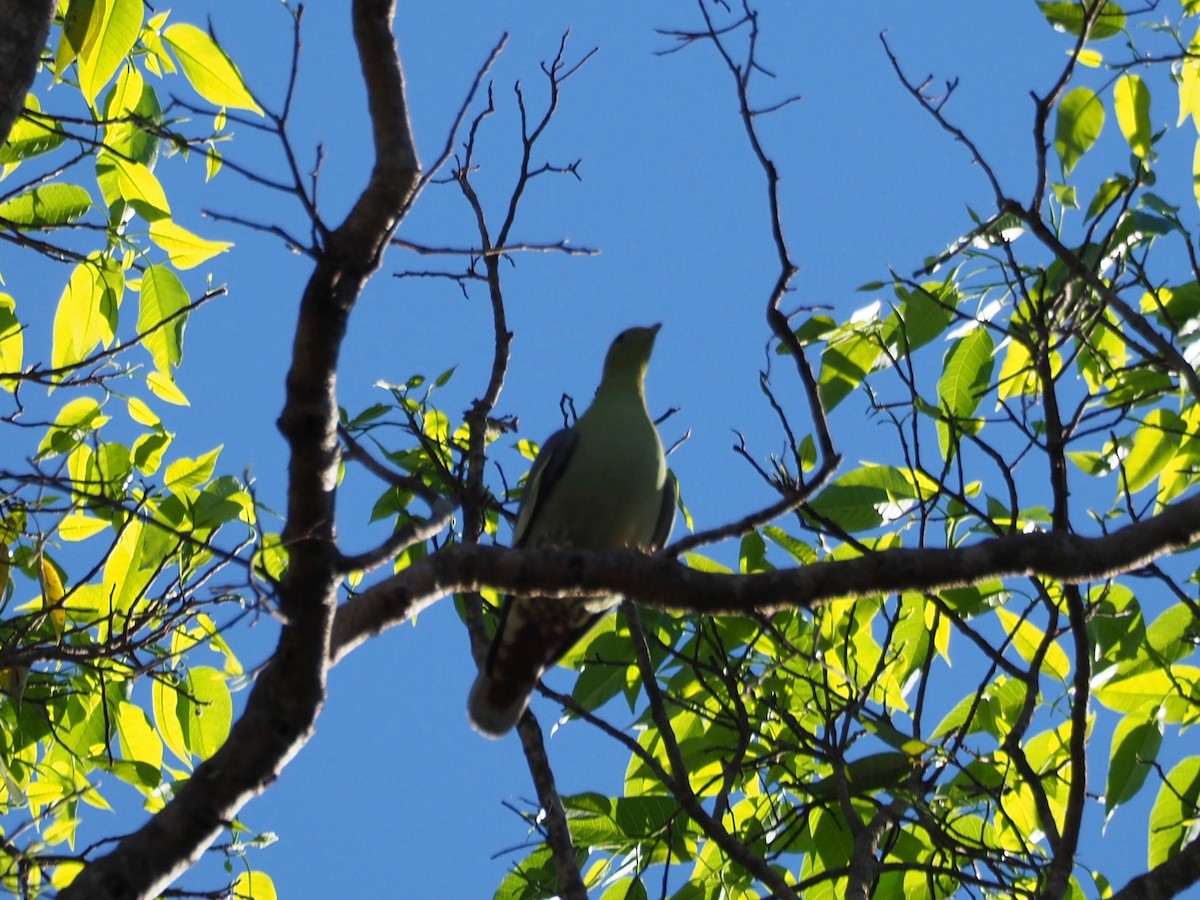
[59,1,420,896]
[0,0,54,148]
[330,489,1200,658]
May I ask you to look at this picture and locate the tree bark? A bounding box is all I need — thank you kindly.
[59,0,420,896]
[0,0,55,149]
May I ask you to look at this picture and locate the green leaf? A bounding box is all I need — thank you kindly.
[0,184,93,228]
[165,446,221,492]
[103,64,162,168]
[232,872,278,900]
[97,151,170,220]
[148,219,233,270]
[162,24,264,114]
[818,318,884,412]
[59,513,108,541]
[995,608,1070,681]
[1086,175,1131,220]
[939,326,994,422]
[0,95,65,164]
[1095,666,1200,723]
[139,264,190,371]
[1055,87,1104,175]
[153,674,192,769]
[1114,74,1152,160]
[0,294,22,389]
[891,282,957,354]
[807,465,920,533]
[116,700,163,773]
[938,325,995,461]
[133,431,172,475]
[1037,2,1126,40]
[75,0,143,106]
[1105,712,1162,821]
[147,370,190,406]
[186,667,232,759]
[1145,603,1199,664]
[494,845,565,900]
[51,258,122,371]
[36,397,110,459]
[1122,409,1183,495]
[1148,756,1200,868]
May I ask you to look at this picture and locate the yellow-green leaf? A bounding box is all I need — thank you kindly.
[1037,2,1126,40]
[39,554,67,638]
[1114,74,1151,160]
[127,396,160,427]
[1149,757,1200,868]
[0,95,65,166]
[1180,30,1200,131]
[75,0,143,106]
[146,370,190,406]
[0,294,22,390]
[162,24,263,114]
[51,260,121,372]
[1194,142,1200,211]
[996,608,1071,681]
[187,667,232,759]
[59,513,108,542]
[148,219,233,269]
[165,446,221,491]
[116,701,163,772]
[1123,409,1182,495]
[139,264,189,371]
[233,871,278,900]
[0,183,93,227]
[96,151,170,220]
[153,676,192,769]
[1055,87,1104,175]
[36,397,110,458]
[104,63,162,168]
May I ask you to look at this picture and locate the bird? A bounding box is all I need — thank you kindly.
[467,324,676,738]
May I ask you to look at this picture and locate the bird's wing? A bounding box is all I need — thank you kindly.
[650,470,678,552]
[511,426,577,548]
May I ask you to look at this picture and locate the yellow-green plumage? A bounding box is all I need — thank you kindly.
[468,325,675,738]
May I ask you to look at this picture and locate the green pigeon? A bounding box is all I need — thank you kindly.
[468,324,676,738]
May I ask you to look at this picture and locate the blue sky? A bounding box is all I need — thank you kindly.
[10,1,1182,896]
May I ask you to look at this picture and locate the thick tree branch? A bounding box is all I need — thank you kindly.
[59,2,420,897]
[330,489,1200,658]
[0,0,54,149]
[1111,837,1200,900]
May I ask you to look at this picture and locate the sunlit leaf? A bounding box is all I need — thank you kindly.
[1037,2,1126,40]
[1105,712,1162,822]
[1148,756,1200,868]
[1114,74,1152,160]
[0,95,65,165]
[1055,87,1104,175]
[162,24,264,114]
[148,219,233,269]
[50,258,121,372]
[0,294,22,390]
[0,184,92,228]
[75,0,143,106]
[96,152,170,220]
[139,264,190,371]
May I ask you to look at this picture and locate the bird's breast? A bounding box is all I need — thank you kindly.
[527,404,665,550]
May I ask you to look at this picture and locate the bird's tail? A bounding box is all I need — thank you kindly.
[467,595,612,738]
[467,670,533,739]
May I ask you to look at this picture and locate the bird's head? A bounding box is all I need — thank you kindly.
[600,323,661,389]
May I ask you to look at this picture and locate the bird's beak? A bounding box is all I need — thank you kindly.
[649,323,662,335]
